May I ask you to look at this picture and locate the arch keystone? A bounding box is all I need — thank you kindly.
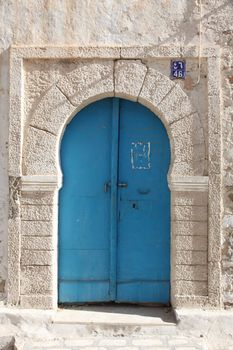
[114,60,147,101]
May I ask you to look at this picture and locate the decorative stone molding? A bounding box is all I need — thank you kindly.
[169,176,209,192]
[21,175,61,192]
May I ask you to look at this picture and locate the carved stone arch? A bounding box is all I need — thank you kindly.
[23,60,206,178]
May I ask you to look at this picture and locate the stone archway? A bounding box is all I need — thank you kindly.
[23,60,205,177]
[9,59,209,309]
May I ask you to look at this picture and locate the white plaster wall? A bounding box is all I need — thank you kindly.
[0,0,233,303]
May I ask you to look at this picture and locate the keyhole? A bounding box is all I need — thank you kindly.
[132,202,138,209]
[132,203,136,208]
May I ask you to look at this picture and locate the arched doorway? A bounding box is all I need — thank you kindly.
[58,97,170,304]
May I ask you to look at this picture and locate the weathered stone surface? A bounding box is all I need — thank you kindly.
[175,265,208,281]
[21,250,53,266]
[175,280,208,296]
[172,192,208,206]
[57,61,114,106]
[21,236,53,251]
[170,113,206,176]
[21,192,55,205]
[157,84,195,125]
[21,205,53,221]
[20,295,53,309]
[172,221,207,236]
[7,217,21,305]
[173,205,207,222]
[175,251,207,266]
[175,236,207,252]
[115,60,147,101]
[21,266,53,294]
[21,221,53,236]
[23,127,57,175]
[139,68,174,115]
[29,85,76,136]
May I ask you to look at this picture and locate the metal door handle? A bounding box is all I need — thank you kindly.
[118,182,128,188]
[104,181,111,192]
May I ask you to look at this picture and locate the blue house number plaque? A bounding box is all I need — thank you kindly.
[171,60,186,79]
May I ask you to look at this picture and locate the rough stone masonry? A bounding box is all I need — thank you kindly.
[0,0,233,310]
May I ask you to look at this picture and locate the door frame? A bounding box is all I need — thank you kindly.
[8,50,217,310]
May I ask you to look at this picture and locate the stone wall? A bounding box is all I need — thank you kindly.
[0,0,233,308]
[222,47,233,305]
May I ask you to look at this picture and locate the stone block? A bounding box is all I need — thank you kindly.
[172,295,209,308]
[172,221,207,237]
[173,205,207,222]
[20,295,53,309]
[175,280,208,296]
[121,46,183,59]
[175,265,208,281]
[157,84,195,125]
[99,339,127,346]
[171,161,194,177]
[7,217,21,305]
[132,339,163,346]
[115,60,147,101]
[172,191,208,206]
[175,250,207,265]
[175,236,207,252]
[21,266,53,294]
[21,221,53,236]
[21,191,55,205]
[24,126,57,175]
[21,250,52,266]
[21,236,53,250]
[9,56,23,176]
[139,68,174,111]
[21,204,53,221]
[208,56,221,97]
[170,112,204,142]
[208,261,221,296]
[172,141,205,173]
[208,96,221,134]
[57,61,114,106]
[29,85,76,136]
[209,132,221,175]
[65,340,95,347]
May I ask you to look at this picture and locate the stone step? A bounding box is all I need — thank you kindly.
[50,305,177,337]
[22,336,207,350]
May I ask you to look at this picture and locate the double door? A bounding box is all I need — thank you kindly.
[59,98,170,304]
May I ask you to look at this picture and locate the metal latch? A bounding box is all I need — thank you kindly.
[118,182,128,188]
[104,181,111,192]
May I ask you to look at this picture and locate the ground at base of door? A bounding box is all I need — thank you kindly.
[1,307,233,350]
[19,336,207,350]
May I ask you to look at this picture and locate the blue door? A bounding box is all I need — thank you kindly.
[59,98,170,304]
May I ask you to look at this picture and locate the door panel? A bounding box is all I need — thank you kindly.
[59,99,113,303]
[117,99,170,303]
[59,98,170,304]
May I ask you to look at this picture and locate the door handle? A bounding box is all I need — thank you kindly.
[104,181,111,193]
[118,182,128,188]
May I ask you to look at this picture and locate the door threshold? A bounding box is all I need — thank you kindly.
[54,304,176,326]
